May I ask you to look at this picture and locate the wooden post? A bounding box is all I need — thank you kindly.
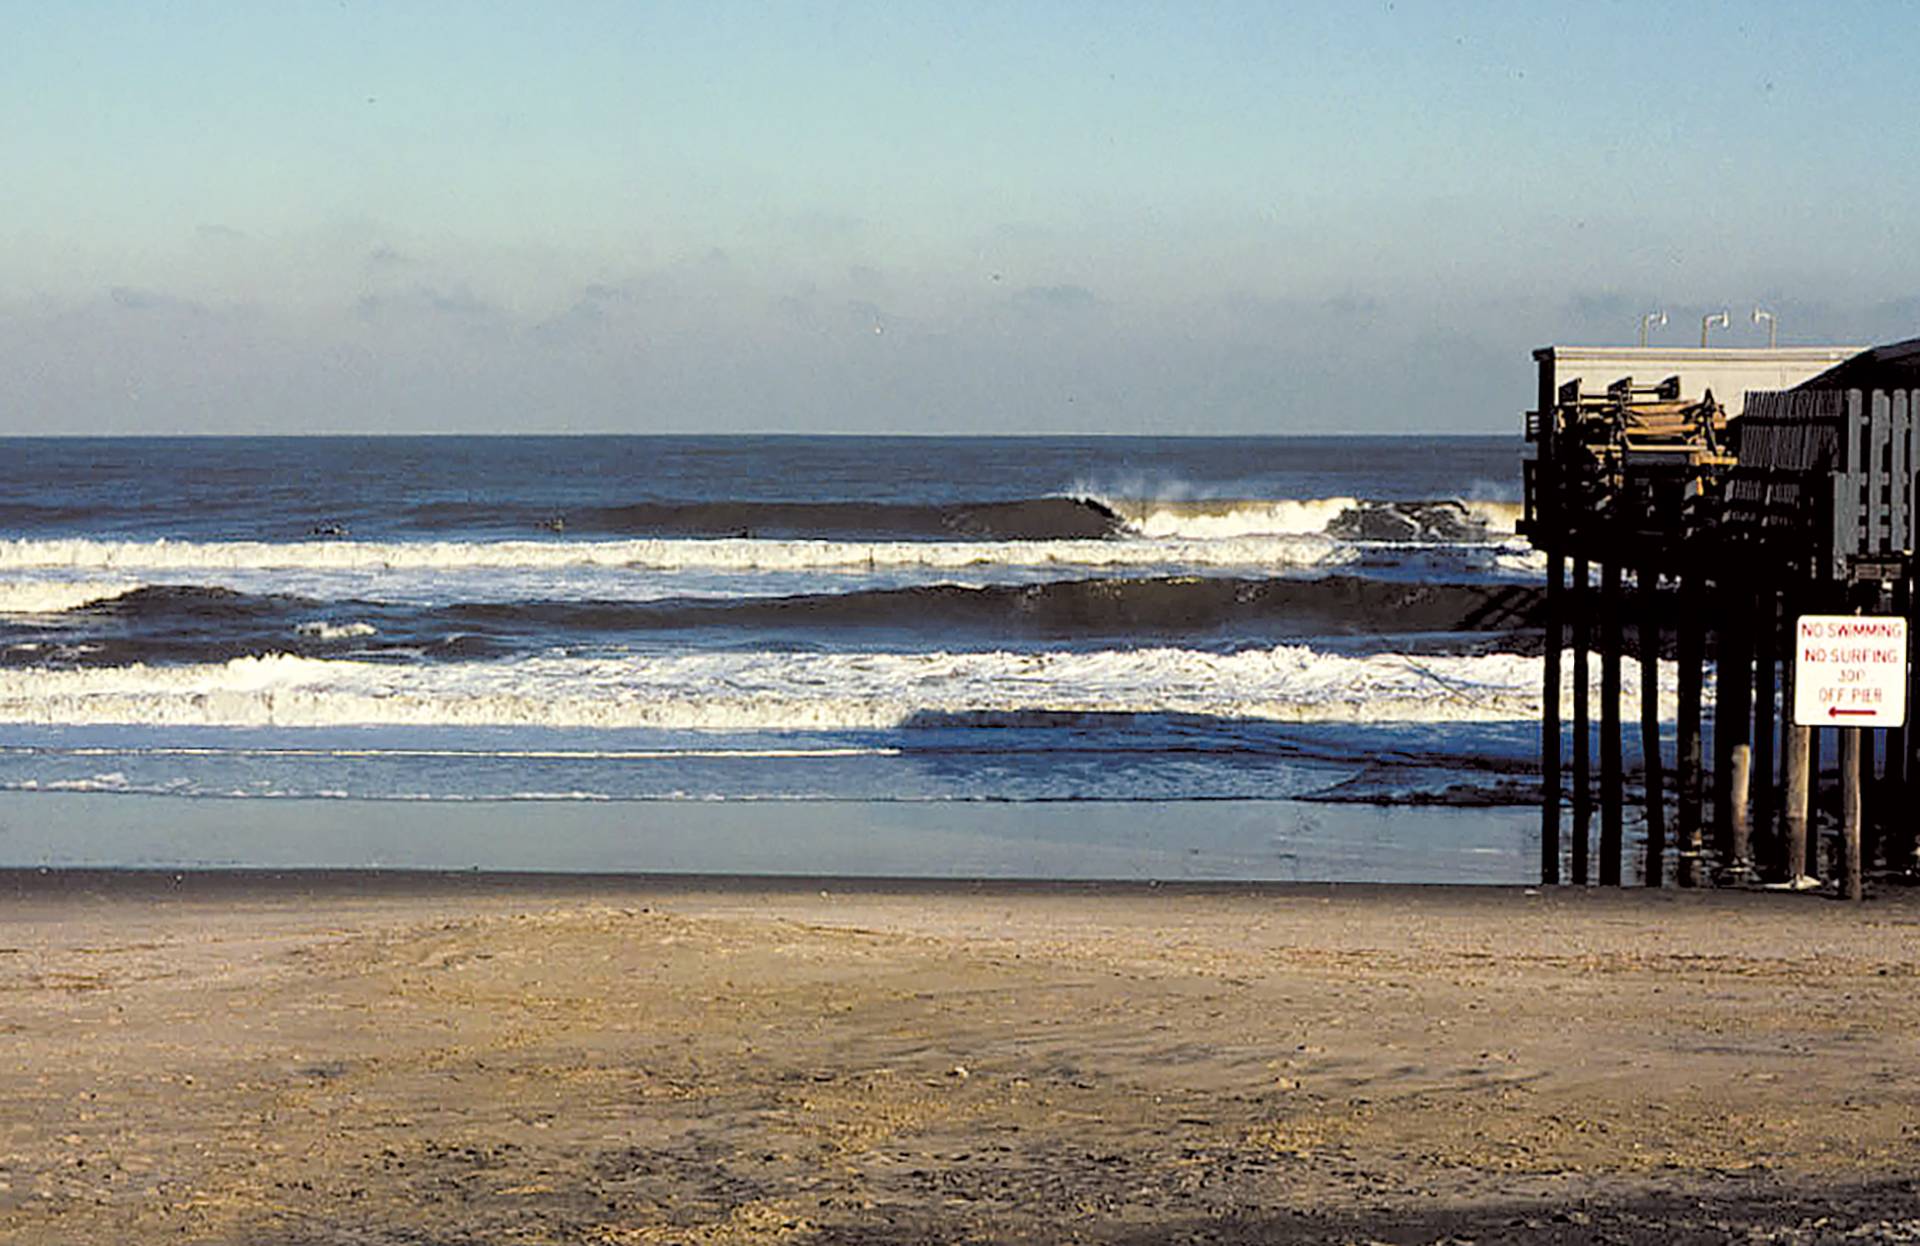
[1715,595,1754,879]
[1863,729,1880,873]
[1754,590,1779,873]
[1572,555,1592,885]
[1781,588,1816,886]
[1907,568,1920,874]
[1784,722,1812,887]
[1542,551,1564,885]
[1730,739,1754,879]
[1600,560,1624,886]
[1640,562,1666,886]
[1890,574,1910,866]
[1676,573,1705,888]
[1842,727,1864,901]
[1809,725,1824,879]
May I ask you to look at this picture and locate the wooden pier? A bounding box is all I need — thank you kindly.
[1520,339,1920,893]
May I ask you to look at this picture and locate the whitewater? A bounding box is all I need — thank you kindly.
[0,530,1355,576]
[0,645,1666,730]
[0,435,1572,860]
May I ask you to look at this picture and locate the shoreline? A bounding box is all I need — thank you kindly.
[5,871,1917,1242]
[0,790,1540,883]
[0,860,1898,902]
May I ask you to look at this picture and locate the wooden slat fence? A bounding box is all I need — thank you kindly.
[1728,387,1920,572]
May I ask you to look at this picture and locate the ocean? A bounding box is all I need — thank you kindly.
[0,434,1613,880]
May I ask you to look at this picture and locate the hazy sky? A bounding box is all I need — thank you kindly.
[4,2,1916,435]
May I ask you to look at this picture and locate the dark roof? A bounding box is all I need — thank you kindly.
[1796,335,1920,390]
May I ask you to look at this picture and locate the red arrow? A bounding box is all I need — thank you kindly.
[1829,706,1878,718]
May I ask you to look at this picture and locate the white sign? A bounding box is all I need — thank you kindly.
[1794,615,1909,728]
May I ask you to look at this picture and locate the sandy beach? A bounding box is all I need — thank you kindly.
[3,871,1919,1244]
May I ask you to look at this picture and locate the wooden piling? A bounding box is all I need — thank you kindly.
[1842,727,1864,901]
[1906,569,1920,873]
[1675,574,1705,887]
[1639,562,1666,886]
[1754,590,1779,873]
[1729,741,1754,879]
[1784,722,1812,886]
[1890,574,1910,863]
[1572,555,1592,885]
[1780,588,1814,885]
[1542,551,1563,885]
[1808,725,1824,879]
[1863,729,1880,872]
[1715,596,1754,878]
[1600,560,1623,886]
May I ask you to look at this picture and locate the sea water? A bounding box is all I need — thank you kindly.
[0,435,1645,879]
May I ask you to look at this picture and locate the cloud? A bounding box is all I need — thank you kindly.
[354,285,498,321]
[1012,284,1097,310]
[1322,292,1381,319]
[108,286,207,315]
[1560,290,1644,328]
[780,211,869,245]
[1864,295,1920,339]
[529,283,632,347]
[366,245,412,268]
[195,224,247,241]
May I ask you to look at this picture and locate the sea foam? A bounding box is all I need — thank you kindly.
[1109,497,1362,540]
[1097,496,1522,543]
[0,533,1353,575]
[0,579,142,614]
[0,646,1670,730]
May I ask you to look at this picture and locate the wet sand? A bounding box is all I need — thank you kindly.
[3,870,1919,1243]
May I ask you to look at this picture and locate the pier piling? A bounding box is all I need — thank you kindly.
[1784,722,1811,885]
[1754,590,1779,874]
[1542,551,1564,885]
[1639,563,1666,886]
[1600,560,1624,886]
[1717,602,1754,878]
[1842,728,1864,901]
[1572,556,1592,885]
[1676,574,1705,887]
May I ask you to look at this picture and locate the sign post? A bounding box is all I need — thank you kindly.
[1794,615,1910,900]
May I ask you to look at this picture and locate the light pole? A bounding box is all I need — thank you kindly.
[1700,309,1730,348]
[1753,305,1777,349]
[1639,310,1667,347]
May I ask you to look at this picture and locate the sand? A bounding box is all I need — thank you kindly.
[3,870,1919,1244]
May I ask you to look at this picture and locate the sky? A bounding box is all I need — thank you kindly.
[3,1,1917,435]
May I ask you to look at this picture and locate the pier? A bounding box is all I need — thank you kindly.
[1520,338,1920,893]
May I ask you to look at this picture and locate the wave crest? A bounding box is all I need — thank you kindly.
[0,646,1661,730]
[0,580,143,614]
[0,534,1354,575]
[1099,497,1521,542]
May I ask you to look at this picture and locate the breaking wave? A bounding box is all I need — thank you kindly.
[405,494,1523,544]
[0,532,1353,576]
[0,645,1666,731]
[0,579,143,614]
[293,620,378,641]
[1102,497,1523,543]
